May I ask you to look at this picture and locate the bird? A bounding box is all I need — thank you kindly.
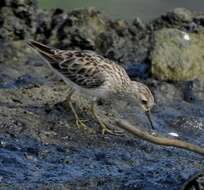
[27,40,155,134]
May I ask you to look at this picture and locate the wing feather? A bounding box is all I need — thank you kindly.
[27,40,106,89]
[58,58,105,88]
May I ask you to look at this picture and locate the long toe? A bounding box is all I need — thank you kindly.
[100,122,123,136]
[101,126,114,135]
[75,118,88,129]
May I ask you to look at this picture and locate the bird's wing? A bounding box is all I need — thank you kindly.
[58,57,105,88]
[27,40,106,88]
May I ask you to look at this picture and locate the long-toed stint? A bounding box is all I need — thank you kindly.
[27,40,155,134]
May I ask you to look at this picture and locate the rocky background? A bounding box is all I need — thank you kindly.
[1,0,204,189]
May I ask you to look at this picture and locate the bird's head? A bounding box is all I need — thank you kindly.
[129,81,155,129]
[130,81,154,111]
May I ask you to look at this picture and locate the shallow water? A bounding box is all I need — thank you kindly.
[39,0,204,21]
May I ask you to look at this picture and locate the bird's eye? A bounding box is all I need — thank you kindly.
[141,99,148,105]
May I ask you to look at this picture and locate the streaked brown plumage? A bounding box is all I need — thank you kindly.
[28,40,155,133]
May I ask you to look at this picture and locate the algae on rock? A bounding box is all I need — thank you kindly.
[151,28,204,80]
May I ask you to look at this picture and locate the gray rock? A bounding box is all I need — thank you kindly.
[148,8,193,31]
[151,28,204,80]
[167,8,193,23]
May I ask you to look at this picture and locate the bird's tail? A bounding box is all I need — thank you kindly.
[27,40,62,63]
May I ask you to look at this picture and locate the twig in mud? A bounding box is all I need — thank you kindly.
[115,119,204,156]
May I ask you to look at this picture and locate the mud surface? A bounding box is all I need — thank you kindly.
[0,1,204,190]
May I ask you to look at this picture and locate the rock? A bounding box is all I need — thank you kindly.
[181,80,204,102]
[171,116,204,139]
[165,8,193,24]
[181,171,204,190]
[34,10,52,42]
[125,63,150,79]
[151,28,204,80]
[110,19,129,37]
[49,7,108,50]
[132,17,146,31]
[47,7,151,68]
[0,0,152,72]
[0,0,37,40]
[194,15,204,27]
[148,8,193,31]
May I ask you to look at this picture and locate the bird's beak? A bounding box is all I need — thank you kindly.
[145,110,155,130]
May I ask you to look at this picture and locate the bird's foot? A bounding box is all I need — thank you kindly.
[99,121,123,136]
[100,123,114,135]
[91,102,123,136]
[67,100,92,132]
[75,118,88,130]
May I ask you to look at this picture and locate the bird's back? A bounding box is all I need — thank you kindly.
[28,40,131,95]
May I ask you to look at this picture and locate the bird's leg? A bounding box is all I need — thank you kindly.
[91,101,117,135]
[65,88,88,130]
[64,88,75,104]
